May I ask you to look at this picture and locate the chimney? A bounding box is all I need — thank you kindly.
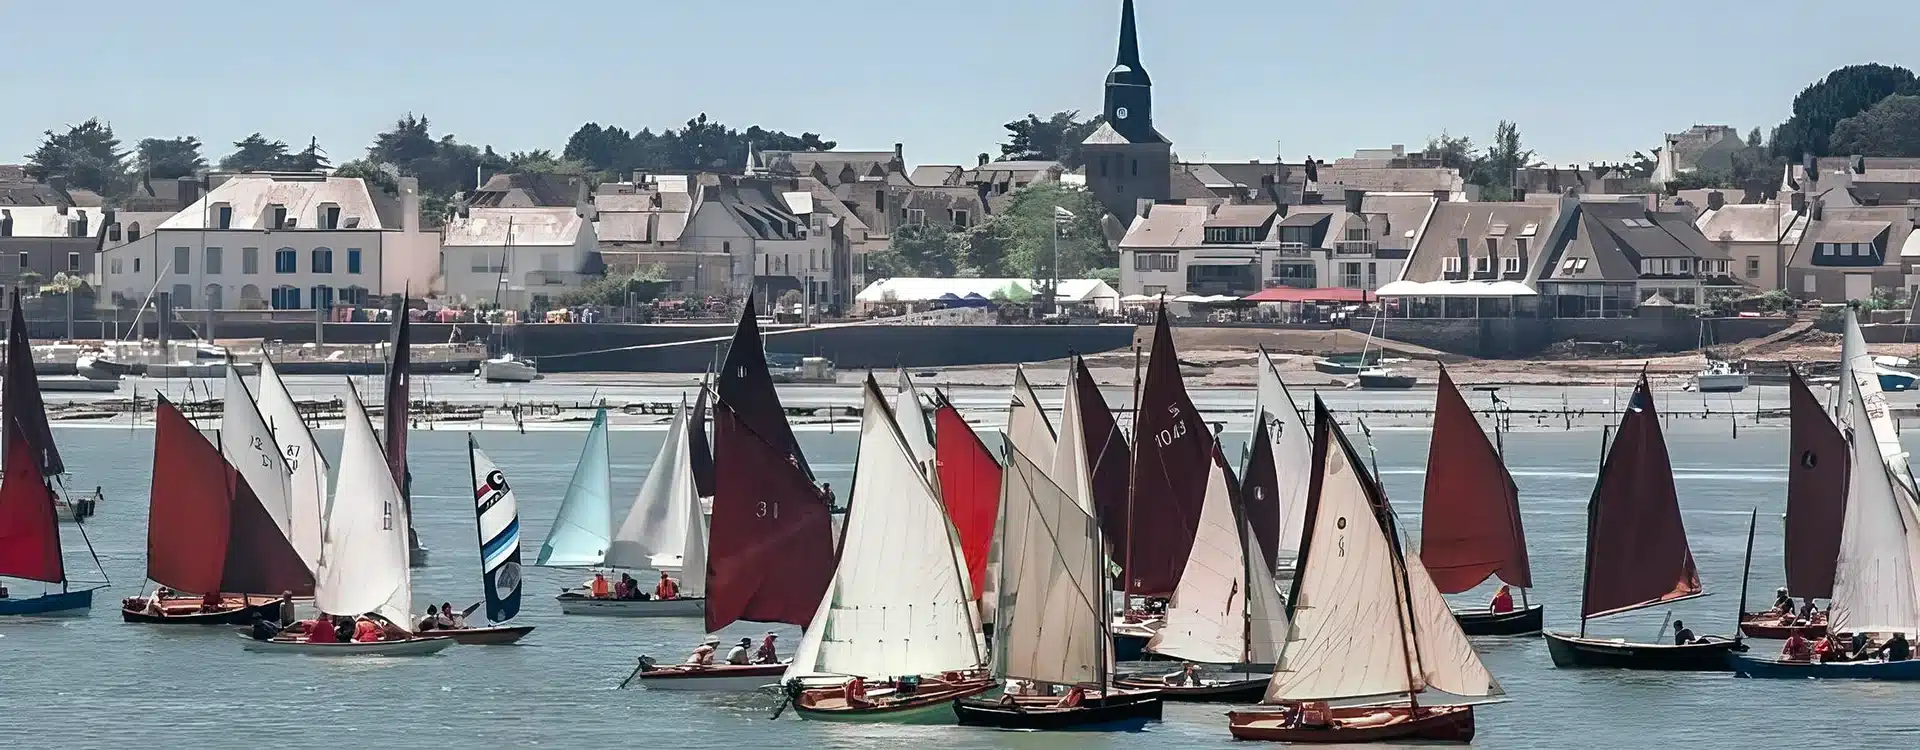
[176,175,201,207]
[1791,191,1808,213]
[398,176,420,234]
[1811,197,1824,222]
[0,209,10,237]
[56,204,68,215]
[574,178,596,220]
[1261,175,1281,205]
[1707,191,1726,211]
[48,175,66,194]
[1136,198,1155,218]
[893,143,904,166]
[1343,189,1364,214]
[1851,155,1866,174]
[1303,190,1322,205]
[700,183,721,203]
[977,153,990,168]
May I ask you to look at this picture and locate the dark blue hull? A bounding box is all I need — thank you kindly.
[1113,631,1151,661]
[0,588,94,617]
[1733,654,1920,680]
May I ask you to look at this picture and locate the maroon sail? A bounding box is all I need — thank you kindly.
[1123,307,1212,596]
[705,402,835,632]
[383,298,421,556]
[717,296,810,478]
[1419,367,1531,593]
[1240,416,1282,569]
[1579,376,1702,619]
[1,291,61,476]
[0,418,61,583]
[1785,366,1848,599]
[146,397,314,597]
[688,380,717,498]
[1072,357,1132,560]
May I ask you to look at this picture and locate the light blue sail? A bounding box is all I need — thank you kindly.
[536,408,613,567]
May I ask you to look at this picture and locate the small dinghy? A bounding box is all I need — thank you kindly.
[419,437,535,647]
[953,689,1162,730]
[1738,611,1828,640]
[628,657,787,691]
[439,625,534,646]
[1738,367,1844,642]
[122,596,284,625]
[1454,605,1546,637]
[1421,367,1542,637]
[243,633,455,656]
[556,592,705,617]
[1111,673,1266,702]
[1732,654,1920,680]
[1229,703,1475,743]
[792,675,995,724]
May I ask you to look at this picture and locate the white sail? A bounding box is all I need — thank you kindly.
[679,468,710,598]
[1401,546,1503,697]
[1050,361,1097,515]
[219,366,299,559]
[1842,308,1917,493]
[1264,420,1413,703]
[535,409,613,568]
[1007,365,1057,468]
[605,404,696,571]
[255,357,328,569]
[1831,381,1920,637]
[896,369,936,468]
[996,443,1106,687]
[1256,349,1314,563]
[1150,454,1258,664]
[1243,517,1290,665]
[786,378,981,681]
[314,387,414,631]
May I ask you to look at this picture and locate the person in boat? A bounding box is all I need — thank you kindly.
[1164,661,1202,686]
[1054,684,1087,708]
[725,637,753,665]
[438,602,464,629]
[334,616,355,642]
[1781,628,1814,663]
[198,591,223,612]
[277,592,296,626]
[1816,633,1848,663]
[687,635,719,666]
[753,632,779,664]
[655,571,680,600]
[418,605,440,631]
[1799,598,1821,622]
[352,616,386,643]
[1490,584,1515,614]
[1772,587,1794,616]
[843,675,870,708]
[819,482,837,509]
[249,612,282,641]
[614,573,636,600]
[0,583,8,599]
[590,572,611,599]
[302,615,340,644]
[1672,620,1700,645]
[1873,632,1912,662]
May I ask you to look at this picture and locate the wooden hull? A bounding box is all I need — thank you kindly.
[1545,632,1744,670]
[438,625,535,645]
[1455,605,1545,637]
[1227,704,1475,743]
[1738,611,1827,639]
[953,690,1162,730]
[0,588,93,617]
[1111,675,1266,702]
[1732,654,1920,680]
[637,663,787,691]
[120,598,281,625]
[241,634,456,656]
[556,593,705,617]
[794,680,993,724]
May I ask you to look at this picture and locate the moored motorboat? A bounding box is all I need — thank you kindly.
[1455,604,1546,637]
[1356,367,1417,389]
[1692,359,1748,393]
[556,593,705,617]
[1228,704,1475,743]
[1738,610,1827,640]
[242,634,456,656]
[1732,654,1920,679]
[953,689,1162,730]
[632,661,787,691]
[478,355,538,383]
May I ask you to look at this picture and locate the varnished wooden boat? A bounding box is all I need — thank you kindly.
[1544,632,1745,670]
[952,689,1162,730]
[1738,611,1827,639]
[792,678,993,724]
[1111,674,1265,702]
[120,597,282,625]
[435,625,534,645]
[633,663,787,691]
[1455,605,1545,637]
[1227,704,1475,743]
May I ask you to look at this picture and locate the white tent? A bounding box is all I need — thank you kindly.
[854,277,1120,313]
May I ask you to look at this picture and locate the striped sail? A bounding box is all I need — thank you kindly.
[469,436,524,624]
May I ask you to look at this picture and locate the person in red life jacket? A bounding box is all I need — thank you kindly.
[656,571,680,600]
[844,676,869,707]
[754,632,779,664]
[590,572,611,599]
[303,615,339,644]
[1781,628,1814,663]
[1489,585,1514,614]
[1055,685,1086,708]
[199,590,223,613]
[353,617,384,642]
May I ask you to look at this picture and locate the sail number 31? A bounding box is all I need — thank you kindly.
[757,501,780,519]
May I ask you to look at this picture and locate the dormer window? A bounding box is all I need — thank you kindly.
[1520,223,1539,236]
[108,224,122,242]
[215,204,233,229]
[319,203,342,230]
[270,204,288,230]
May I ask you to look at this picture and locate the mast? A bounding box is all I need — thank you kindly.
[1578,423,1610,637]
[1124,344,1141,598]
[1735,508,1757,639]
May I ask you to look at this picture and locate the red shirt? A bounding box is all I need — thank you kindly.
[1490,590,1514,614]
[353,619,383,642]
[201,591,222,608]
[305,619,338,643]
[656,577,679,600]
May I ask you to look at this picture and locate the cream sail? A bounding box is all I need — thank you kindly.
[255,357,328,568]
[219,366,300,564]
[605,403,699,574]
[1006,365,1057,469]
[896,368,936,469]
[1149,452,1288,665]
[1255,348,1313,564]
[1051,359,1097,515]
[1830,379,1920,637]
[314,387,415,630]
[1841,308,1916,493]
[786,377,981,681]
[996,443,1107,687]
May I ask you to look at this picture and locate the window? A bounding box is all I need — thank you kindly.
[1678,258,1691,273]
[1802,275,1817,293]
[128,222,141,241]
[108,224,121,242]
[1640,259,1656,275]
[1516,238,1528,258]
[808,249,817,271]
[1487,222,1509,236]
[204,284,223,310]
[1746,257,1761,278]
[1840,244,1854,256]
[322,205,341,230]
[242,247,259,274]
[1520,223,1539,237]
[1456,238,1469,254]
[1340,262,1364,288]
[906,208,925,225]
[173,246,190,274]
[1100,156,1109,178]
[1366,262,1378,288]
[216,205,232,229]
[952,209,971,228]
[271,204,288,230]
[1473,256,1492,274]
[205,247,222,275]
[1133,253,1177,272]
[171,284,192,307]
[1502,256,1522,274]
[271,285,302,309]
[275,249,297,273]
[312,248,333,274]
[110,259,122,274]
[311,285,334,310]
[1130,159,1138,176]
[67,252,79,272]
[347,249,362,274]
[1443,256,1462,273]
[472,250,507,273]
[134,258,141,273]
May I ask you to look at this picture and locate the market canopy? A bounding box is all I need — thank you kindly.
[1374,280,1538,298]
[1242,287,1374,304]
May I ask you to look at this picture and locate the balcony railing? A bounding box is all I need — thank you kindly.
[1333,240,1377,256]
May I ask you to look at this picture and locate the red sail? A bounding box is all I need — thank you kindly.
[1580,376,1702,619]
[1785,367,1848,599]
[147,398,313,596]
[1073,358,1133,562]
[1240,416,1282,568]
[934,401,1002,600]
[1419,367,1532,593]
[718,296,811,478]
[0,417,62,583]
[688,381,717,498]
[1123,309,1212,596]
[705,402,835,632]
[2,292,62,476]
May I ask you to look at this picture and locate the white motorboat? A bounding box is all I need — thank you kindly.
[629,659,788,691]
[555,592,705,617]
[241,634,456,656]
[478,356,538,383]
[1692,359,1748,393]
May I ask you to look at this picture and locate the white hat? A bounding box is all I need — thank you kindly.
[702,635,720,645]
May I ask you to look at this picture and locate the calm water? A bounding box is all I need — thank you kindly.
[3,390,1914,748]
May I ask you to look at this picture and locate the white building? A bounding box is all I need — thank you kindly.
[441,206,598,309]
[98,173,438,310]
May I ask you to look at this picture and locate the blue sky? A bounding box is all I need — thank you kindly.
[6,0,1917,169]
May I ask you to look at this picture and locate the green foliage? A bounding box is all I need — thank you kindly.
[868,223,965,278]
[26,118,128,197]
[1087,267,1120,286]
[1828,95,1920,157]
[287,137,331,172]
[135,136,205,179]
[999,111,1106,168]
[1772,64,1918,158]
[505,149,591,175]
[560,115,835,178]
[1423,121,1533,200]
[990,183,1112,279]
[219,133,292,172]
[552,266,668,307]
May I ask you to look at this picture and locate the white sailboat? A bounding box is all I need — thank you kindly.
[255,357,328,568]
[1252,347,1312,576]
[785,375,990,723]
[218,366,306,570]
[896,368,936,471]
[1006,364,1057,466]
[1840,307,1916,495]
[1228,400,1498,743]
[551,405,709,617]
[247,386,451,656]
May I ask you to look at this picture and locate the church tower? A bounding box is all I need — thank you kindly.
[1083,0,1171,224]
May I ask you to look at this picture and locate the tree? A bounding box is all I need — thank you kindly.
[219,133,291,172]
[999,111,1105,168]
[1478,120,1534,201]
[868,224,964,278]
[1423,132,1477,171]
[987,183,1111,280]
[286,137,331,172]
[505,149,590,175]
[135,136,205,179]
[26,118,128,197]
[1771,64,1919,158]
[1829,95,1920,157]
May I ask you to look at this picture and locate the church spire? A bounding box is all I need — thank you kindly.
[1116,0,1143,69]
[1102,0,1156,143]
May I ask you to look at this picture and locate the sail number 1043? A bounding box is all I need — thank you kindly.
[1153,404,1189,448]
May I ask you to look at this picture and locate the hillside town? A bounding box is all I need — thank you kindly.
[5,0,1919,362]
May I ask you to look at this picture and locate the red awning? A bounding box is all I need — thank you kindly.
[1242,287,1373,303]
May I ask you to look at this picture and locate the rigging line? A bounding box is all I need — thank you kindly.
[533,319,877,361]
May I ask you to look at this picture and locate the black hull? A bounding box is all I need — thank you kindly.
[1456,605,1545,637]
[953,691,1162,730]
[1545,632,1745,671]
[121,601,280,625]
